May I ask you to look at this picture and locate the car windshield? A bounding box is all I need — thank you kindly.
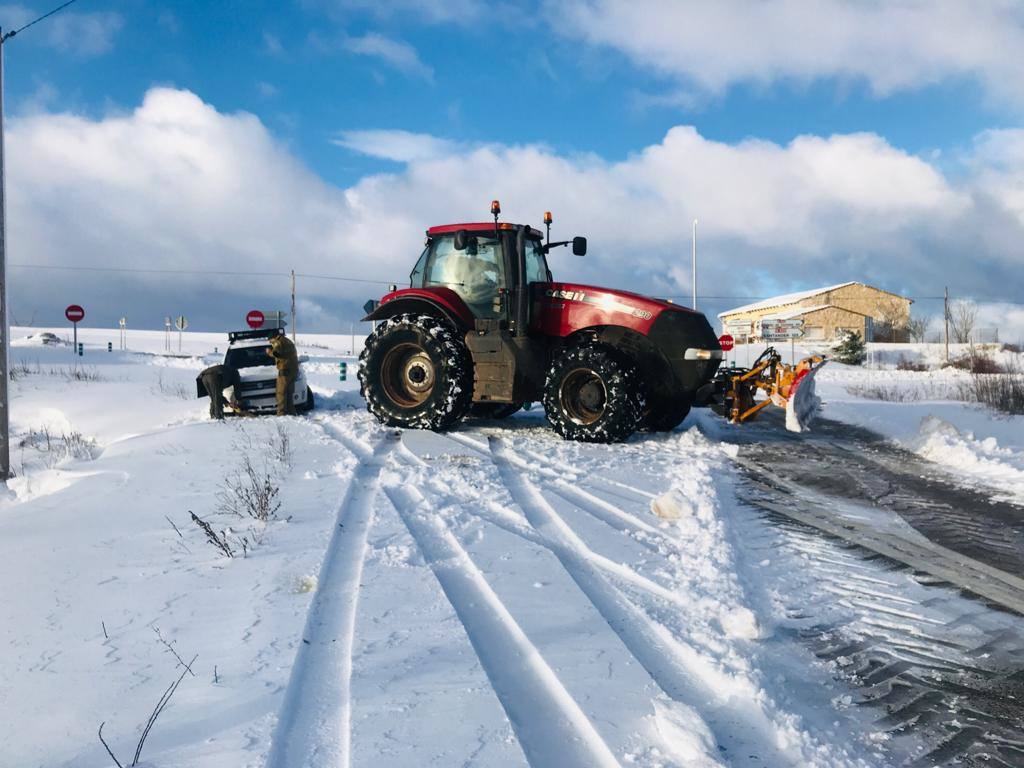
[225,345,272,369]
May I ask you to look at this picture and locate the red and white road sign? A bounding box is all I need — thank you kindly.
[718,334,735,352]
[246,310,265,329]
[65,304,85,323]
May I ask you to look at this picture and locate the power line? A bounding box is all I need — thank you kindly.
[11,263,1024,304]
[1,0,79,42]
[9,262,399,285]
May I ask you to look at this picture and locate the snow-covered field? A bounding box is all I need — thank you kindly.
[2,329,1022,767]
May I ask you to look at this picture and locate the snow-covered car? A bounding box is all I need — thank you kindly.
[223,329,314,414]
[21,332,62,346]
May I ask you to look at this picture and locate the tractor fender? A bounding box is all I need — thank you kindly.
[362,288,474,331]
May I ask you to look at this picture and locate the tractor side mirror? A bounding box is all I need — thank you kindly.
[454,229,468,251]
[572,236,587,256]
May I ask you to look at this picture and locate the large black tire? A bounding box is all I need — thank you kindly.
[469,402,523,420]
[359,313,473,431]
[543,344,644,443]
[640,397,691,432]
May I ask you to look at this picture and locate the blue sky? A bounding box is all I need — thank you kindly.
[3,0,1024,333]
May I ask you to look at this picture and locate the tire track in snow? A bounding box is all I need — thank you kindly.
[486,435,812,767]
[381,479,620,768]
[394,441,691,612]
[265,430,394,768]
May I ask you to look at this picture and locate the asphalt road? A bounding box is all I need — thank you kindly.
[726,411,1024,767]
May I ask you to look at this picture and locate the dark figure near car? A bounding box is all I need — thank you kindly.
[196,364,241,420]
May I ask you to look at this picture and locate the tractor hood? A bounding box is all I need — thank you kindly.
[532,282,702,338]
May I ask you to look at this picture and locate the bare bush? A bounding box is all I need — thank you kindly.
[846,381,968,403]
[274,423,292,469]
[98,640,198,767]
[896,356,928,372]
[154,372,191,400]
[970,369,1024,415]
[53,365,104,382]
[8,359,39,381]
[217,455,280,523]
[944,354,1005,374]
[189,511,234,558]
[19,427,99,468]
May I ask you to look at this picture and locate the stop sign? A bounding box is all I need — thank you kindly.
[718,333,735,351]
[65,304,85,323]
[246,310,265,329]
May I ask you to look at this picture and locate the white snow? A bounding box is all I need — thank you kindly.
[6,328,1012,767]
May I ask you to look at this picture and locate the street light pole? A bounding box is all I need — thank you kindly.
[691,218,698,311]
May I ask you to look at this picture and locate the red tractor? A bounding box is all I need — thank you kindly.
[359,202,724,443]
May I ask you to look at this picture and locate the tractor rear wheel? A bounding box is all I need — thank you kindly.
[359,313,473,431]
[543,344,644,443]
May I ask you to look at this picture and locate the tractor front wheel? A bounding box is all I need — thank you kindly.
[543,344,644,443]
[359,313,473,431]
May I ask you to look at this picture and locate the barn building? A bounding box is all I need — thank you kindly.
[719,282,913,342]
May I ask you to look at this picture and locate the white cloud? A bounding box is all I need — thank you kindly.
[342,32,434,81]
[7,88,1024,337]
[0,4,122,56]
[334,129,459,162]
[551,0,1024,106]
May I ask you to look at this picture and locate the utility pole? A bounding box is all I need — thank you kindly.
[0,28,10,482]
[944,286,949,362]
[290,270,296,342]
[0,4,82,483]
[691,219,698,310]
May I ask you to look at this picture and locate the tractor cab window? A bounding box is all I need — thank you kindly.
[427,234,506,318]
[524,237,551,284]
[409,245,429,288]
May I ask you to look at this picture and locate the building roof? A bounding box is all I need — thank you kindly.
[719,282,856,318]
[719,281,911,318]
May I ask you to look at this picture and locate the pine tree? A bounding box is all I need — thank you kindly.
[832,329,866,365]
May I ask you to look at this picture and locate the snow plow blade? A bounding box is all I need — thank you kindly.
[784,356,827,433]
[711,348,827,433]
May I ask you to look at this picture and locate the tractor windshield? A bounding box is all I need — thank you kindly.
[425,234,505,318]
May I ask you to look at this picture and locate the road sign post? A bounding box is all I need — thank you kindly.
[118,316,126,350]
[246,310,265,329]
[164,316,171,352]
[175,315,188,353]
[65,304,84,358]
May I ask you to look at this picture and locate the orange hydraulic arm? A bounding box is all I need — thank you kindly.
[722,347,826,425]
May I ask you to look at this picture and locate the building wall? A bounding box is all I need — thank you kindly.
[721,282,912,341]
[796,306,872,341]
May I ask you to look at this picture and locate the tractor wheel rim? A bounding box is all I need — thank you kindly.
[560,368,607,425]
[382,343,435,407]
